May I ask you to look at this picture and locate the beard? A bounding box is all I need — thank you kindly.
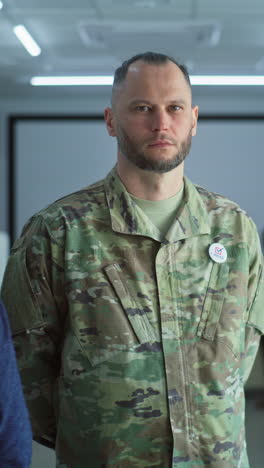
[116,127,192,174]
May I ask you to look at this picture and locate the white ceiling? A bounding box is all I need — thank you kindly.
[1,0,264,98]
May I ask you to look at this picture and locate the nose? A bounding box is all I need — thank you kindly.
[151,110,169,132]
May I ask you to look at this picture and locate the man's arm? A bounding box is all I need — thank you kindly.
[243,220,264,383]
[0,300,32,467]
[1,215,67,446]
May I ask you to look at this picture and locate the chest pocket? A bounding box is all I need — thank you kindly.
[197,262,229,340]
[196,261,245,359]
[69,262,158,366]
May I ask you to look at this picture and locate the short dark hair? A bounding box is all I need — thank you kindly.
[112,51,191,104]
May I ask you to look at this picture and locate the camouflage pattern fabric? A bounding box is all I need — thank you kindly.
[1,166,264,468]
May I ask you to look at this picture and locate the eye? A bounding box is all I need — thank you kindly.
[169,105,182,112]
[135,105,151,112]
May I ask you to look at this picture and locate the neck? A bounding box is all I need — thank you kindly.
[117,156,184,201]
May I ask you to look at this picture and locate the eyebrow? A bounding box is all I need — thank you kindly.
[128,99,187,106]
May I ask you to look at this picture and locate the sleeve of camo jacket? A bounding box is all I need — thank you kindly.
[1,214,67,447]
[243,218,264,383]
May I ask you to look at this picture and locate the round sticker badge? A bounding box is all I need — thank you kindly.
[208,243,227,264]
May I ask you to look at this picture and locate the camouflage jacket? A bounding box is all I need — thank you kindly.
[1,167,264,468]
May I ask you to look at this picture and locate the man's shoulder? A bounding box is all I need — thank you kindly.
[20,177,108,242]
[190,180,259,241]
[193,181,247,216]
[36,177,107,220]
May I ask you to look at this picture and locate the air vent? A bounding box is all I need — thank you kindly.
[78,21,222,49]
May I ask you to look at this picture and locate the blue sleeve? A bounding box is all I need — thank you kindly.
[0,300,32,467]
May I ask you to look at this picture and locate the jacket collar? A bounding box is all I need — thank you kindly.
[104,166,210,243]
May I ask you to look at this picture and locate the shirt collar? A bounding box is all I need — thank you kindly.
[104,166,210,242]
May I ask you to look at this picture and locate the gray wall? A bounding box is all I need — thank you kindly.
[14,119,117,238]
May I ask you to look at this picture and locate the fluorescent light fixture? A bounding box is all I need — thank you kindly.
[30,74,264,87]
[13,25,41,57]
[31,76,114,86]
[190,75,264,85]
[0,2,3,10]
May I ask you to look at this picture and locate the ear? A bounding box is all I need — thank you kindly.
[191,105,199,136]
[104,107,116,137]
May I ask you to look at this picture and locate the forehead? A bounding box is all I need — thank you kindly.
[116,60,191,104]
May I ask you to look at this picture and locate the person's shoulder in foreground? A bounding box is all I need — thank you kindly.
[0,299,32,468]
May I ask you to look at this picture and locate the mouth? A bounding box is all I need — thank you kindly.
[148,140,174,147]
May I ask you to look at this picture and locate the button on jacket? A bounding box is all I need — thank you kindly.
[2,167,264,468]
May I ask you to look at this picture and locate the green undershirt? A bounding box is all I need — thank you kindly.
[130,183,184,237]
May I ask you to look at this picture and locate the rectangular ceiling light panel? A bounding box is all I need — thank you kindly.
[31,76,114,86]
[31,75,264,86]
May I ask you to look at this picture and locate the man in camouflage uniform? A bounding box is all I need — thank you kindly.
[1,52,264,467]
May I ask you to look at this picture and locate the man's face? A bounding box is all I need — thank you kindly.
[105,60,198,173]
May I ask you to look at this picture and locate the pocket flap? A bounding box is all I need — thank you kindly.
[1,248,44,334]
[104,263,158,343]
